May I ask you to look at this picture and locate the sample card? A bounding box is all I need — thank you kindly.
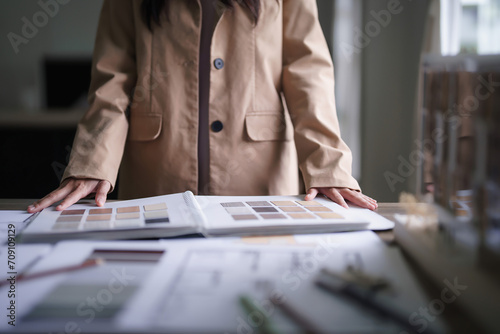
[220,200,344,221]
[52,202,169,232]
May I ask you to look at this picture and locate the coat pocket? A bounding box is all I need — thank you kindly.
[127,113,162,142]
[245,113,293,142]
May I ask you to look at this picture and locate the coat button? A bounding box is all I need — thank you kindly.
[211,120,223,132]
[214,58,224,70]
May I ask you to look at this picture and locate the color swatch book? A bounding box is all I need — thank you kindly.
[20,191,393,242]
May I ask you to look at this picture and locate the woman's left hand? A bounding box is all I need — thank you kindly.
[305,187,378,211]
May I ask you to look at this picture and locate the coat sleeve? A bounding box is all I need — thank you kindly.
[281,0,360,191]
[62,0,137,191]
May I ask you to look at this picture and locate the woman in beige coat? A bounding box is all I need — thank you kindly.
[29,0,377,213]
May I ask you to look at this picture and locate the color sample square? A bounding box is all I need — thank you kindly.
[279,206,306,213]
[315,212,344,219]
[271,201,297,206]
[288,213,316,219]
[221,202,246,207]
[60,209,85,216]
[225,207,252,214]
[56,215,82,223]
[116,213,141,220]
[144,210,169,219]
[145,217,170,224]
[296,201,322,206]
[306,206,332,212]
[253,207,278,213]
[89,208,112,215]
[52,222,80,230]
[117,206,140,213]
[260,214,287,220]
[114,220,143,228]
[144,203,167,211]
[246,201,272,207]
[88,249,164,263]
[86,214,112,221]
[231,214,258,220]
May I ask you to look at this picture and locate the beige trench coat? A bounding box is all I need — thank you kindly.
[62,0,360,199]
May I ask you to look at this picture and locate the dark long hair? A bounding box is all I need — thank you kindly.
[142,0,261,30]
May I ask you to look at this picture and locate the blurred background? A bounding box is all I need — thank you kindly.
[0,0,499,201]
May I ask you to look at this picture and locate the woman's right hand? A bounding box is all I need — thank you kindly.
[27,178,111,213]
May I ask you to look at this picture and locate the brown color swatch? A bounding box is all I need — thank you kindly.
[144,203,167,211]
[61,209,85,216]
[89,208,112,215]
[296,201,322,206]
[86,214,112,221]
[117,206,140,213]
[271,201,297,206]
[56,216,82,223]
[306,206,332,212]
[288,213,316,219]
[279,206,306,213]
[315,212,344,219]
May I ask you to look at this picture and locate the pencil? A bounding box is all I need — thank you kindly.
[270,295,322,334]
[0,258,104,286]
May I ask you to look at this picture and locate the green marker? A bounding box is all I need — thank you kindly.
[239,295,281,334]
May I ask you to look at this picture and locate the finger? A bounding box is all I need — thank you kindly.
[360,193,378,209]
[305,188,319,201]
[28,184,73,213]
[323,188,348,209]
[56,184,92,211]
[362,192,377,202]
[340,189,377,210]
[361,194,377,205]
[95,181,111,207]
[366,197,378,206]
[338,189,368,206]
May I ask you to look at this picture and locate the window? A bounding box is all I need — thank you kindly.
[441,0,500,55]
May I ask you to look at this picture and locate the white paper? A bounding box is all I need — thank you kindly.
[1,232,443,333]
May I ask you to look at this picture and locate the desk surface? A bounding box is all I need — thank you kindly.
[0,200,481,333]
